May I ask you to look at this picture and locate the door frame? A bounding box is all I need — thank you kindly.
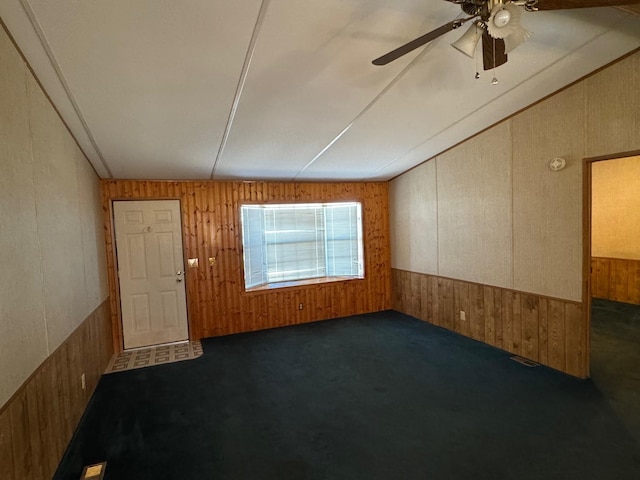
[108,197,191,353]
[582,149,640,377]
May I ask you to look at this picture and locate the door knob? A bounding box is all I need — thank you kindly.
[176,270,183,282]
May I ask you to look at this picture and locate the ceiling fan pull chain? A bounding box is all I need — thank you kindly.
[491,36,499,85]
[475,25,481,79]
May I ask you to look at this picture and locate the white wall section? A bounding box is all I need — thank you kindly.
[0,25,108,408]
[390,51,640,302]
[592,156,640,260]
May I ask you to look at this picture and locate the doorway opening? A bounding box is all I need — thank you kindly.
[585,152,640,443]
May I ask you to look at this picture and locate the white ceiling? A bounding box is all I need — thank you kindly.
[2,1,639,181]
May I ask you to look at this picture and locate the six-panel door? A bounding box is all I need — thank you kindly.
[113,200,188,349]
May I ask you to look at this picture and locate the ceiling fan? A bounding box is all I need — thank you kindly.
[372,0,640,71]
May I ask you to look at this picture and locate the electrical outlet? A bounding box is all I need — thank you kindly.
[460,311,466,321]
[298,303,303,310]
[81,373,86,390]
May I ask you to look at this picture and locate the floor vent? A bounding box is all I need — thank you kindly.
[511,356,540,368]
[81,462,106,479]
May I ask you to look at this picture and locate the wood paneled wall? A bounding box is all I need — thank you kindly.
[101,181,391,349]
[392,269,587,378]
[0,300,112,480]
[591,257,640,305]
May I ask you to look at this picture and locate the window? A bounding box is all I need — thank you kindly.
[240,202,364,289]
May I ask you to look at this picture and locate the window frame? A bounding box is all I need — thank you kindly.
[239,201,365,292]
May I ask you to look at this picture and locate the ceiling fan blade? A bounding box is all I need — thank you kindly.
[372,20,462,66]
[535,0,640,9]
[482,31,507,71]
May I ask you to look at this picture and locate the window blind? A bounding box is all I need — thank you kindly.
[241,202,364,289]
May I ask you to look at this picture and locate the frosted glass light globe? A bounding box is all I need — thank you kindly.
[493,9,511,27]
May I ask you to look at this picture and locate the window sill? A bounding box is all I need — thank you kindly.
[245,276,363,293]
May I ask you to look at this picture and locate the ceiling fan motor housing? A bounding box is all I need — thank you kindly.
[462,3,483,15]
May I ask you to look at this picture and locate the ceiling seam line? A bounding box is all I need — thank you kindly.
[19,0,114,178]
[374,12,635,176]
[291,12,468,181]
[210,0,270,180]
[291,41,438,181]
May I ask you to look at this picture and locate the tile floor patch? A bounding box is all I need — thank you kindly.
[105,341,203,374]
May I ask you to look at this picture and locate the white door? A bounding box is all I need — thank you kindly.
[113,200,188,349]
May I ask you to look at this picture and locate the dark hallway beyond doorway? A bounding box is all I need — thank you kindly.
[591,298,640,443]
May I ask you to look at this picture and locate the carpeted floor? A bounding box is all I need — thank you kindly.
[590,298,640,444]
[54,310,640,480]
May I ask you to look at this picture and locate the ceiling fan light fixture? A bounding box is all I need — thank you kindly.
[488,2,522,39]
[493,9,512,27]
[504,28,532,53]
[487,1,531,54]
[451,22,483,58]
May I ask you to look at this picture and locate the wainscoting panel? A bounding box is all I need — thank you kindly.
[591,257,640,305]
[392,269,586,377]
[0,300,112,480]
[102,181,391,349]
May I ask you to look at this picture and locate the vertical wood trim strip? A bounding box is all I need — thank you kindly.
[547,299,567,372]
[483,286,495,345]
[538,298,549,366]
[8,392,31,478]
[521,294,539,361]
[565,303,586,377]
[502,290,514,355]
[0,408,15,480]
[470,283,485,342]
[583,158,592,380]
[494,287,504,349]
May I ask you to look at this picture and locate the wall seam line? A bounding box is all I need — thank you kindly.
[435,157,440,277]
[25,69,51,357]
[510,119,515,291]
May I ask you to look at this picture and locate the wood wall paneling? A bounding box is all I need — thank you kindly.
[590,257,640,305]
[0,300,112,480]
[0,407,15,480]
[102,181,391,350]
[538,298,549,366]
[547,299,567,373]
[483,286,496,346]
[521,294,539,361]
[564,303,585,378]
[392,269,586,377]
[469,283,485,343]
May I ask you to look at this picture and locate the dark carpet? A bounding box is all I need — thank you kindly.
[591,298,640,444]
[54,310,640,480]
